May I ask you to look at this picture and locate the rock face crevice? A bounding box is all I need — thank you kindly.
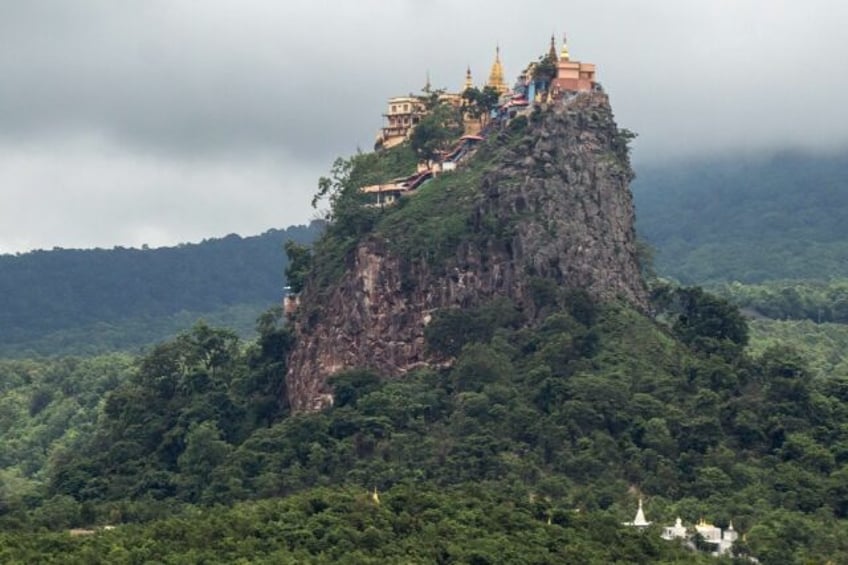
[286,91,647,412]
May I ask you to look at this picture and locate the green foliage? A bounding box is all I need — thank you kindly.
[5,286,848,561]
[713,278,848,323]
[46,320,293,507]
[746,318,848,378]
[425,297,522,358]
[410,102,464,161]
[671,286,749,351]
[305,145,418,293]
[532,54,558,83]
[462,86,501,119]
[0,484,715,564]
[283,240,312,294]
[0,354,134,524]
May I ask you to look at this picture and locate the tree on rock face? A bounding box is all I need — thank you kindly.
[284,241,312,294]
[532,54,557,84]
[462,86,500,120]
[410,102,463,162]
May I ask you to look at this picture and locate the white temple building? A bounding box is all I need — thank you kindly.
[622,498,651,528]
[626,501,745,559]
[661,517,687,540]
[694,519,738,556]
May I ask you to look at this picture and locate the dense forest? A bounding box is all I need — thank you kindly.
[0,223,322,357]
[3,289,848,562]
[633,152,848,283]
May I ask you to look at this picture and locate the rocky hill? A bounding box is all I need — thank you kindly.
[287,90,646,412]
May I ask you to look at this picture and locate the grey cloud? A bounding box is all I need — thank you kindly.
[1,0,847,253]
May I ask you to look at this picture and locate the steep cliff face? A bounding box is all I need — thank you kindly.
[287,90,647,412]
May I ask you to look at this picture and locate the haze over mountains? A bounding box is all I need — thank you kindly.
[633,150,848,283]
[1,150,845,357]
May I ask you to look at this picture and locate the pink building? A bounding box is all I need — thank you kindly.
[552,35,596,93]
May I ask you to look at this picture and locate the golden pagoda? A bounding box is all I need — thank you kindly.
[487,45,509,94]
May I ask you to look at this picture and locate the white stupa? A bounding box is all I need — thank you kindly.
[623,498,651,528]
[662,517,687,540]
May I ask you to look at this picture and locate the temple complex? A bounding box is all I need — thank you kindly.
[367,32,601,208]
[376,33,598,149]
[552,34,596,93]
[626,501,744,559]
[379,96,427,150]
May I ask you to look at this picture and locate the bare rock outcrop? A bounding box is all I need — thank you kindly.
[286,90,647,412]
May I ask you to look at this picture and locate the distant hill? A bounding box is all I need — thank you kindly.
[633,152,848,283]
[5,150,847,357]
[0,222,323,356]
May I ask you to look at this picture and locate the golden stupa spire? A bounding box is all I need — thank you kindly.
[371,487,380,505]
[560,33,570,61]
[464,65,473,91]
[487,45,508,94]
[548,33,558,61]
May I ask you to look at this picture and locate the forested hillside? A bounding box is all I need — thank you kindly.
[4,290,848,562]
[0,223,322,356]
[633,152,848,283]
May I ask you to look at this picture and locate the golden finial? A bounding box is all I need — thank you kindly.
[371,487,380,504]
[560,33,570,61]
[464,65,473,91]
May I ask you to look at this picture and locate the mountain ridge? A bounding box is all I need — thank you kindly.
[286,89,646,412]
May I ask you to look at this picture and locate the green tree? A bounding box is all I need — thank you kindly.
[284,240,312,294]
[410,102,464,162]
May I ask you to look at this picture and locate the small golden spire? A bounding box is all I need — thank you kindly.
[371,487,380,504]
[560,33,570,61]
[424,71,431,93]
[464,65,473,91]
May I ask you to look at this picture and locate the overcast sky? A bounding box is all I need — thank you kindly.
[2,0,846,254]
